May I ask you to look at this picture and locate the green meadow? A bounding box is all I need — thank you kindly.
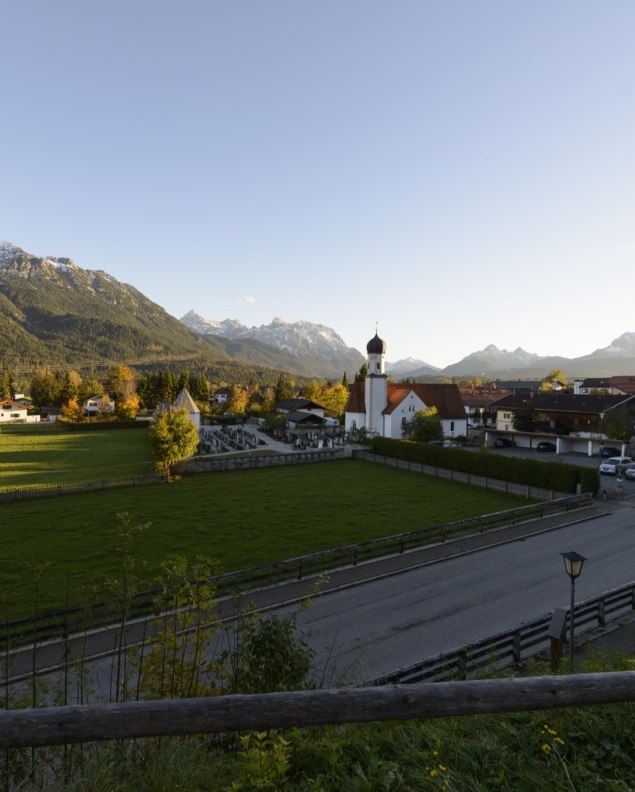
[0,427,530,617]
[0,423,154,488]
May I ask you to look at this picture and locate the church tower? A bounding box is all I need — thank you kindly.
[364,331,387,436]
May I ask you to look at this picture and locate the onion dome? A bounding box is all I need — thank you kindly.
[366,332,386,355]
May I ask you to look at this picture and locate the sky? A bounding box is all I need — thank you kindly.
[2,1,634,368]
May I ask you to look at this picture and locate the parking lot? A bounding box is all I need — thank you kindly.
[486,444,635,498]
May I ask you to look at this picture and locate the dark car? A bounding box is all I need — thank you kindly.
[600,446,621,458]
[536,441,556,452]
[494,438,515,448]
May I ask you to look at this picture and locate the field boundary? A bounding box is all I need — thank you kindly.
[353,449,571,501]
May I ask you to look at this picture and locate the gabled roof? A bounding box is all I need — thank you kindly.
[0,400,27,410]
[345,382,465,420]
[275,398,324,413]
[609,376,635,395]
[174,388,200,414]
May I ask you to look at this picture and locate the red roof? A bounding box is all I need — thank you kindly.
[345,382,465,419]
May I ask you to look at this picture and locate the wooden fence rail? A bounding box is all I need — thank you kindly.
[0,493,592,651]
[1,672,634,748]
[373,581,635,685]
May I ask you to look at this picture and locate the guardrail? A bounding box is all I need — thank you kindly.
[372,580,635,685]
[0,493,593,651]
[353,449,571,501]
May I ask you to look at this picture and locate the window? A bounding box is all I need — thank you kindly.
[450,421,454,431]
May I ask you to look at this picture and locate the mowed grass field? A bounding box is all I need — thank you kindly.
[0,423,154,488]
[0,433,531,618]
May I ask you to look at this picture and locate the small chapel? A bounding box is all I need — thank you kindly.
[344,331,468,439]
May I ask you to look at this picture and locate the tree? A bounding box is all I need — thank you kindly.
[275,372,291,402]
[60,370,81,405]
[109,364,136,402]
[159,369,177,403]
[0,369,14,400]
[227,385,249,415]
[408,406,443,443]
[320,383,349,419]
[541,369,567,391]
[30,369,62,407]
[341,371,348,388]
[149,409,200,477]
[302,379,324,403]
[61,397,84,422]
[354,363,368,383]
[603,407,632,442]
[512,408,536,432]
[190,373,211,404]
[177,369,190,394]
[116,394,140,420]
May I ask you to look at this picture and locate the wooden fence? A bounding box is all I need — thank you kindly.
[373,580,635,685]
[0,493,592,651]
[0,472,167,502]
[353,449,572,501]
[1,672,635,747]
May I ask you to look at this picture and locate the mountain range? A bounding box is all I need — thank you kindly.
[1,241,633,381]
[180,310,364,380]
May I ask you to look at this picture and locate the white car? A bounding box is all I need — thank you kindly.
[624,464,635,481]
[599,456,632,475]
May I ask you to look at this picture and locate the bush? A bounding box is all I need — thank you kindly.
[370,437,600,494]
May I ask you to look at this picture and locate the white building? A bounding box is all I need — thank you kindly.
[345,332,468,439]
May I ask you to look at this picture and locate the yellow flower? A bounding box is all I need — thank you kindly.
[438,764,447,772]
[430,769,438,778]
[542,743,552,754]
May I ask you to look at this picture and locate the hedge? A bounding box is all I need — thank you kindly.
[370,437,600,495]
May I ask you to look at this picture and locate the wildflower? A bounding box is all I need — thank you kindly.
[542,743,552,754]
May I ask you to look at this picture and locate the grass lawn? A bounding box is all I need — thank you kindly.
[0,424,154,488]
[0,458,530,618]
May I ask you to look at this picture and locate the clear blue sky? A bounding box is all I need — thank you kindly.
[2,1,634,367]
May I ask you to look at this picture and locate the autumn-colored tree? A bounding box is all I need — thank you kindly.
[61,397,84,422]
[320,383,349,419]
[109,364,137,401]
[149,409,200,477]
[227,386,249,415]
[116,395,141,420]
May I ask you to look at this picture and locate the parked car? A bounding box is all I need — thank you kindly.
[536,441,556,452]
[599,456,633,475]
[494,438,515,448]
[624,465,635,481]
[600,446,621,458]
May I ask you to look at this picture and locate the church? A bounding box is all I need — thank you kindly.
[344,331,468,439]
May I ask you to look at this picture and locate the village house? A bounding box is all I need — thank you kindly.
[344,332,467,439]
[488,391,635,455]
[82,394,115,416]
[0,399,28,423]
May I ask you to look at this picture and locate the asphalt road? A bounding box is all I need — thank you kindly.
[290,500,635,684]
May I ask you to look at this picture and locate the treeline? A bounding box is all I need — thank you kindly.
[0,365,350,420]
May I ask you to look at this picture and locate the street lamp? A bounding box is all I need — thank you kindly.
[561,551,586,670]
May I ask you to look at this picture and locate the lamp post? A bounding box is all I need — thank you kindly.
[561,551,586,670]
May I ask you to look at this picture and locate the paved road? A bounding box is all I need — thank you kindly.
[289,499,635,684]
[6,496,634,700]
